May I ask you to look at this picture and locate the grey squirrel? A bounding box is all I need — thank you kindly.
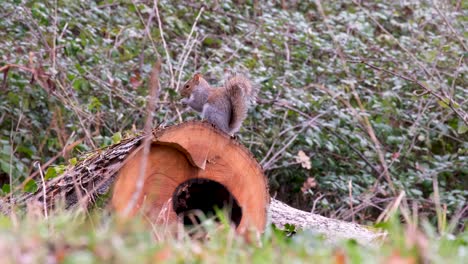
[180,73,256,135]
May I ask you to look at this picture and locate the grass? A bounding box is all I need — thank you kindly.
[0,208,466,264]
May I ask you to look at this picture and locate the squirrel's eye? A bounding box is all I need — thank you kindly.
[184,85,189,88]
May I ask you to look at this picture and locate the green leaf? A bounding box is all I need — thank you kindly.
[0,160,10,174]
[202,37,222,47]
[16,145,34,158]
[88,96,102,111]
[75,63,85,75]
[457,124,468,134]
[69,157,78,166]
[23,179,38,193]
[54,165,67,175]
[111,132,122,144]
[2,184,10,194]
[437,98,450,108]
[45,167,57,180]
[284,223,296,232]
[167,88,178,98]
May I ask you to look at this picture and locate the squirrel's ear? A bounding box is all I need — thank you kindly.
[194,73,202,81]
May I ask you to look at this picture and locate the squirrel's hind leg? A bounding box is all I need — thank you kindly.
[202,104,230,134]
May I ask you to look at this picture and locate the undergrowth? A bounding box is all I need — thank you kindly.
[0,1,466,262]
[1,0,466,224]
[0,208,466,264]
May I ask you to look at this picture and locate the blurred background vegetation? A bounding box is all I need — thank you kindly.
[0,0,466,230]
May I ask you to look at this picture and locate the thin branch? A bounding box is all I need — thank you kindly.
[260,110,288,165]
[348,179,355,223]
[432,1,467,51]
[351,0,435,80]
[131,0,160,58]
[122,58,161,216]
[316,0,395,194]
[34,161,48,219]
[376,191,406,223]
[262,133,299,171]
[24,8,51,51]
[325,128,382,178]
[352,60,467,125]
[154,0,174,88]
[175,6,204,91]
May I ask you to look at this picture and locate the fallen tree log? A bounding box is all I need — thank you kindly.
[112,122,270,233]
[1,121,383,244]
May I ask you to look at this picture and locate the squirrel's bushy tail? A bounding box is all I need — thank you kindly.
[225,75,256,134]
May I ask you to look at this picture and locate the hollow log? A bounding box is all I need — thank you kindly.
[0,121,383,244]
[112,122,269,233]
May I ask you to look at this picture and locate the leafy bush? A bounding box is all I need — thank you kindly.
[0,0,466,226]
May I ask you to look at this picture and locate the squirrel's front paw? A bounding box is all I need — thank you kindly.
[181,98,189,105]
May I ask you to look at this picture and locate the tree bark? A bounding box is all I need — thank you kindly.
[269,198,384,244]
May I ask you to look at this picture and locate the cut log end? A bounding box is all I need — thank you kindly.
[111,121,269,233]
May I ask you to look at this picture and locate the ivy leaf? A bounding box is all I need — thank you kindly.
[458,124,468,134]
[45,167,57,180]
[23,179,38,193]
[69,157,78,166]
[112,132,122,144]
[2,184,10,194]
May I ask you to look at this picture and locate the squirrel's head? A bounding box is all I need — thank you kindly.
[181,73,205,97]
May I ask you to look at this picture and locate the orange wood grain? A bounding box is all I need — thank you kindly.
[112,121,269,233]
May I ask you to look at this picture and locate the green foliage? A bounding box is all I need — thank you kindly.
[0,0,466,225]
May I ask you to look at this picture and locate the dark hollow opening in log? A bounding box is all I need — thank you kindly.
[172,178,242,227]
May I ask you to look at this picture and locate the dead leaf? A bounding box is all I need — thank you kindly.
[130,70,142,89]
[333,249,346,264]
[296,150,311,169]
[153,246,173,262]
[384,251,416,264]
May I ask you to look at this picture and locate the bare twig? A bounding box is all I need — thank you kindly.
[352,60,467,125]
[262,125,306,170]
[0,64,35,73]
[24,8,51,51]
[311,81,396,192]
[154,0,174,88]
[432,1,467,51]
[260,98,387,180]
[283,33,290,65]
[122,58,161,216]
[175,6,204,91]
[348,179,355,223]
[311,193,325,214]
[315,0,395,194]
[8,112,23,217]
[325,128,382,178]
[376,191,405,223]
[131,0,160,58]
[351,0,435,80]
[260,110,289,165]
[34,161,48,219]
[260,107,325,170]
[432,173,446,233]
[51,0,58,71]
